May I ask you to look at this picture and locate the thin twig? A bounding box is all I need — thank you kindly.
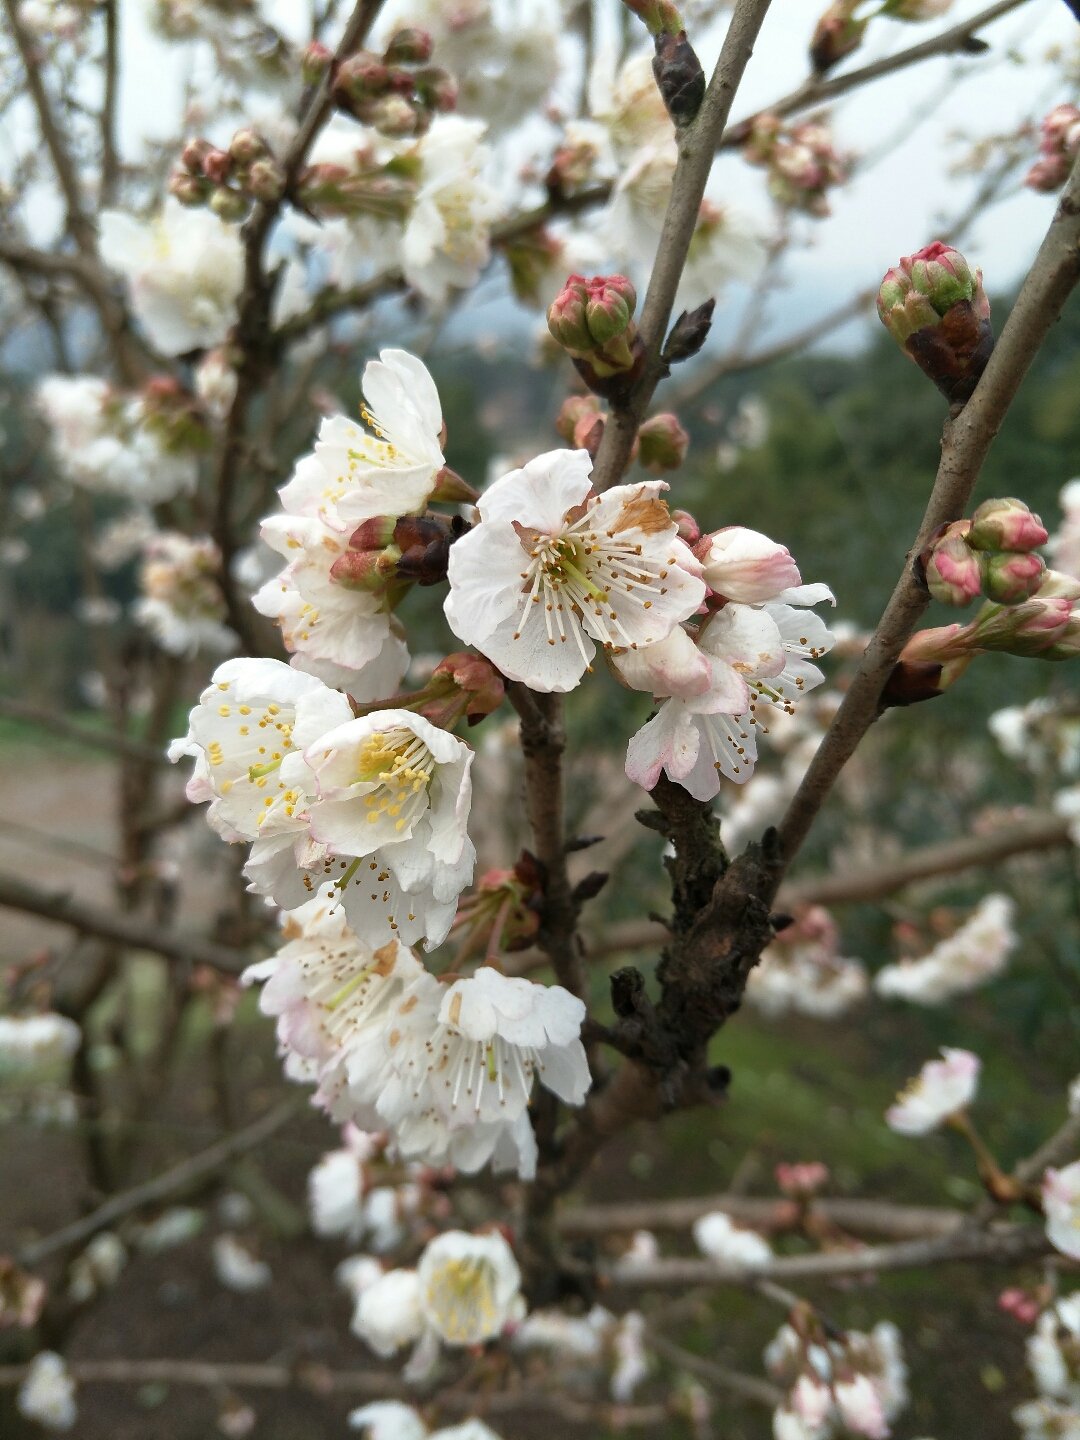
[16,1100,299,1266]
[0,696,173,766]
[777,152,1080,865]
[645,1328,782,1408]
[559,1194,965,1240]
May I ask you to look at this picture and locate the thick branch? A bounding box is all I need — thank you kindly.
[777,153,1080,865]
[16,1100,298,1266]
[0,871,253,974]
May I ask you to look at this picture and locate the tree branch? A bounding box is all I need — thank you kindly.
[559,1194,965,1240]
[0,696,173,767]
[16,1100,298,1266]
[0,871,254,974]
[776,151,1080,866]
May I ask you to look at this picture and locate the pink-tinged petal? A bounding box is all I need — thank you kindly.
[476,449,594,529]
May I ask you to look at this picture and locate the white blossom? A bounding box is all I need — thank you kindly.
[610,1311,649,1402]
[417,1229,522,1346]
[308,1129,380,1242]
[402,117,500,304]
[349,1401,429,1440]
[874,894,1016,1004]
[886,1048,980,1135]
[1014,1398,1080,1440]
[747,907,868,1021]
[98,198,243,355]
[445,449,705,693]
[67,1232,127,1303]
[17,1352,76,1431]
[0,1013,80,1078]
[352,1267,425,1356]
[1049,478,1080,581]
[692,1211,773,1268]
[212,1234,272,1292]
[1028,1294,1080,1403]
[135,532,234,656]
[277,349,445,531]
[1044,1163,1080,1261]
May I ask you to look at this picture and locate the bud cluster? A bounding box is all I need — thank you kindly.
[744,114,849,217]
[295,147,419,223]
[139,375,213,454]
[169,130,286,221]
[877,242,994,405]
[327,30,456,138]
[1025,103,1080,193]
[548,274,645,398]
[921,500,1048,608]
[447,854,543,964]
[555,393,688,473]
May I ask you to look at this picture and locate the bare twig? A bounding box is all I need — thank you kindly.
[777,152,1080,865]
[645,1328,782,1408]
[16,1100,299,1266]
[0,871,255,973]
[0,696,173,767]
[559,1194,965,1240]
[100,0,120,204]
[608,1221,1051,1289]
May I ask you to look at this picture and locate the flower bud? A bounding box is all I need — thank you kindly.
[202,148,234,186]
[585,275,637,345]
[301,40,333,86]
[347,517,398,552]
[228,128,270,167]
[180,136,215,174]
[245,157,287,202]
[652,28,706,127]
[169,171,209,206]
[547,275,593,353]
[969,596,1072,655]
[384,27,434,65]
[360,94,422,138]
[1034,568,1080,600]
[430,466,479,505]
[555,394,601,444]
[413,66,458,113]
[877,242,994,405]
[967,497,1048,553]
[209,187,249,222]
[670,509,701,546]
[424,652,506,726]
[329,546,400,592]
[622,0,683,35]
[334,52,394,103]
[980,551,1046,606]
[637,412,689,473]
[1042,612,1080,659]
[809,0,868,75]
[922,526,983,607]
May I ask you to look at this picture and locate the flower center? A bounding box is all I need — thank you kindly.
[425,1256,498,1342]
[356,729,435,831]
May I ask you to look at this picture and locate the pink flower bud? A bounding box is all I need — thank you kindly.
[555,394,601,444]
[981,551,1046,605]
[334,52,393,103]
[970,596,1072,655]
[228,128,270,167]
[202,148,234,185]
[877,242,993,404]
[998,1288,1041,1325]
[547,275,593,353]
[670,509,701,546]
[301,40,333,86]
[426,651,506,724]
[180,136,215,174]
[834,1374,888,1439]
[967,497,1048,553]
[922,525,983,606]
[169,171,209,206]
[413,66,458,113]
[637,412,689,473]
[430,466,479,505]
[584,275,637,345]
[347,516,398,551]
[697,526,801,604]
[360,94,421,137]
[775,1160,829,1199]
[1042,611,1080,660]
[384,26,434,65]
[329,546,400,592]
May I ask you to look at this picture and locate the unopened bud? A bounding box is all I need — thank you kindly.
[209,187,249,222]
[334,52,393,103]
[384,26,434,65]
[967,497,1048,553]
[670,509,701,545]
[245,157,287,202]
[555,394,601,443]
[981,551,1046,606]
[426,652,505,725]
[1035,569,1080,600]
[169,171,209,206]
[810,0,867,74]
[348,516,398,551]
[585,275,637,345]
[622,0,683,34]
[638,412,689,473]
[652,29,705,128]
[1042,612,1080,660]
[547,276,592,353]
[413,66,458,112]
[180,136,215,174]
[202,148,233,186]
[922,526,983,607]
[970,596,1073,656]
[430,466,479,505]
[329,546,400,592]
[360,93,422,137]
[228,128,270,167]
[301,40,333,86]
[877,242,994,405]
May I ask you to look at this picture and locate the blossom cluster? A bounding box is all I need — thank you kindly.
[766,1315,909,1439]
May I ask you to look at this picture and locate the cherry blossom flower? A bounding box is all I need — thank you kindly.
[134,532,234,657]
[277,350,445,531]
[67,1233,126,1303]
[885,1048,980,1135]
[874,894,1016,1004]
[445,449,705,692]
[611,1311,650,1402]
[17,1352,76,1431]
[747,906,868,1020]
[401,117,501,304]
[308,1128,381,1242]
[349,1401,429,1440]
[1044,1163,1080,1261]
[0,1013,80,1078]
[1049,478,1080,582]
[352,1268,425,1356]
[692,1211,773,1267]
[212,1234,271,1292]
[1013,1398,1080,1440]
[418,1229,523,1345]
[98,198,243,355]
[1027,1293,1080,1403]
